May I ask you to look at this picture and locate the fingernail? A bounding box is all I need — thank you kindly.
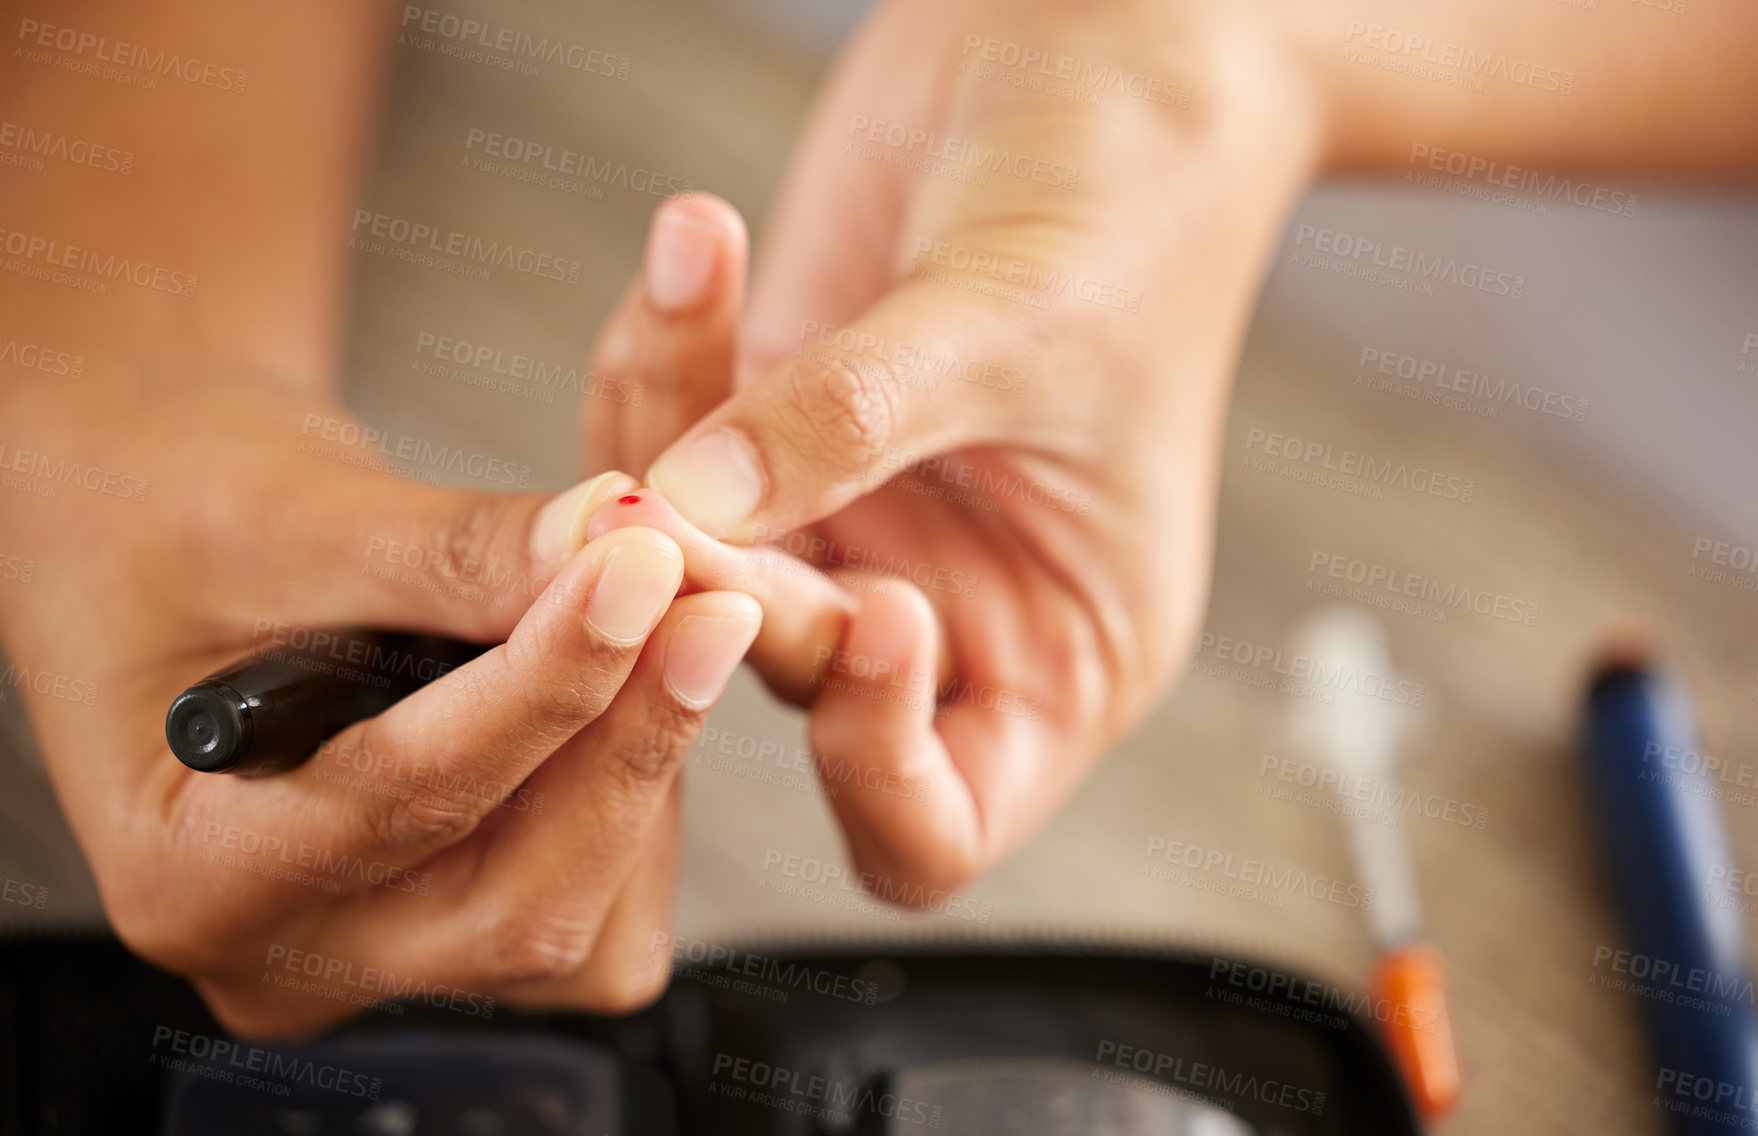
[531,471,637,566]
[647,429,764,538]
[644,205,719,311]
[586,541,682,641]
[664,609,760,709]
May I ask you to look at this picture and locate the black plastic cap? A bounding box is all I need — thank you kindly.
[165,683,251,772]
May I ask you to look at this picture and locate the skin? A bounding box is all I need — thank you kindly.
[3,0,1756,1031]
[0,1,808,1035]
[606,0,1758,898]
[0,365,778,1035]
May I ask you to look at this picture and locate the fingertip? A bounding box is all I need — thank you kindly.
[584,522,685,562]
[666,192,748,255]
[576,525,685,644]
[661,591,762,710]
[644,194,747,314]
[697,588,764,628]
[531,470,641,566]
[837,575,939,685]
[584,487,691,543]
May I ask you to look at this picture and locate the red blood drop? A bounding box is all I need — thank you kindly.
[617,494,642,505]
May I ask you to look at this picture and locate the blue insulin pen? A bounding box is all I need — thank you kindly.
[1582,643,1758,1134]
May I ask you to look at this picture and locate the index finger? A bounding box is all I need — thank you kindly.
[586,488,855,704]
[238,525,686,882]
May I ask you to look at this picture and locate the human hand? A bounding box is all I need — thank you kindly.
[0,370,759,1036]
[590,5,1321,895]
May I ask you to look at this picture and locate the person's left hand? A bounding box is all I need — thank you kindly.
[584,0,1319,903]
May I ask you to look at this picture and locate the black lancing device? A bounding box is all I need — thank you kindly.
[165,630,489,775]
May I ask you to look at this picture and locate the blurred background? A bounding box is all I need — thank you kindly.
[4,0,1756,1129]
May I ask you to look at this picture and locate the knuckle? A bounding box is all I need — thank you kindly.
[577,965,671,1016]
[780,356,900,473]
[517,669,614,742]
[478,907,599,984]
[617,698,702,783]
[431,492,524,587]
[368,784,481,852]
[349,721,485,851]
[504,621,618,736]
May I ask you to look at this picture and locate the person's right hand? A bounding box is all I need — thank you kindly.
[0,369,759,1036]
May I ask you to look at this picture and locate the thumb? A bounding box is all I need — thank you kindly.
[643,286,1020,540]
[282,464,638,642]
